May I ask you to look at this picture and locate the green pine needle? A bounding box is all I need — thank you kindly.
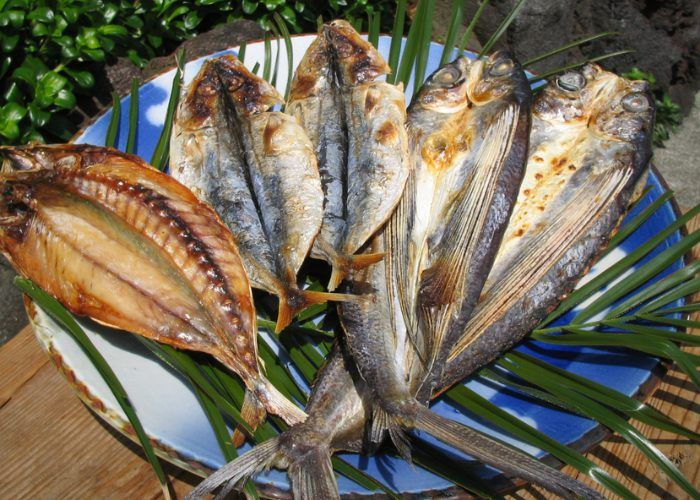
[105,92,121,148]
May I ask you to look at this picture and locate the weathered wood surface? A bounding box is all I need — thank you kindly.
[1,217,698,499]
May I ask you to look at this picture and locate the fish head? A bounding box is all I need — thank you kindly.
[323,19,390,86]
[583,64,655,144]
[533,68,591,123]
[466,51,527,105]
[412,56,473,114]
[0,169,39,245]
[212,55,284,116]
[0,144,105,174]
[288,34,332,101]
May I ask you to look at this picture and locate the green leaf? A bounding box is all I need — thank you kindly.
[126,78,139,154]
[523,32,619,68]
[28,103,50,127]
[28,6,54,23]
[502,352,700,498]
[542,204,700,325]
[151,49,184,170]
[413,0,436,93]
[457,0,489,54]
[99,24,129,37]
[573,229,700,323]
[446,383,634,497]
[14,278,172,498]
[2,33,18,52]
[242,0,258,15]
[54,88,77,109]
[439,0,463,65]
[65,68,95,88]
[35,71,68,108]
[479,0,525,56]
[272,13,293,101]
[105,92,121,148]
[386,0,407,83]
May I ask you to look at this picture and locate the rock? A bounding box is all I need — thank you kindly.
[143,19,265,79]
[0,255,27,345]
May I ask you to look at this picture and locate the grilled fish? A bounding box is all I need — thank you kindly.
[188,56,597,499]
[171,54,351,332]
[441,64,655,389]
[0,145,306,427]
[287,21,409,290]
[394,51,531,398]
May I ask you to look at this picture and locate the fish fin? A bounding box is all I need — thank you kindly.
[232,389,267,447]
[276,287,356,332]
[328,252,385,291]
[418,104,521,356]
[368,406,412,462]
[186,437,282,499]
[257,378,307,425]
[413,406,602,499]
[288,445,340,500]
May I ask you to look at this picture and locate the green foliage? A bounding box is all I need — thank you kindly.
[622,67,683,147]
[0,0,395,146]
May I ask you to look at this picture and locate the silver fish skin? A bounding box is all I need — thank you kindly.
[442,64,655,390]
[287,21,408,290]
[171,54,349,332]
[394,51,531,398]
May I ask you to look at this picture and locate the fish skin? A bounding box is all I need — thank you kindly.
[441,65,654,390]
[171,55,347,332]
[287,21,407,290]
[0,144,306,425]
[441,64,655,390]
[396,51,531,398]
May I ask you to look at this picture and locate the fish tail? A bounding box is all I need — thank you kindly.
[185,437,282,499]
[232,389,268,447]
[289,444,340,500]
[256,378,307,425]
[369,405,412,462]
[413,406,602,499]
[328,252,385,290]
[276,287,356,332]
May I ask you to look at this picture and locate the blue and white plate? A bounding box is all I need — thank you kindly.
[28,34,685,495]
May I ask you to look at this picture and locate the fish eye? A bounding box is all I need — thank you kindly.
[556,71,586,92]
[621,92,650,112]
[490,58,514,77]
[434,66,461,85]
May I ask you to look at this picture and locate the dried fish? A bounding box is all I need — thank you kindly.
[441,64,655,388]
[0,144,306,427]
[171,55,351,332]
[287,21,409,290]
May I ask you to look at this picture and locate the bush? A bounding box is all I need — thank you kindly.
[0,0,395,145]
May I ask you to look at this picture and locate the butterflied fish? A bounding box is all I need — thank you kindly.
[0,144,306,427]
[287,20,409,290]
[394,51,531,398]
[171,54,351,332]
[441,64,655,390]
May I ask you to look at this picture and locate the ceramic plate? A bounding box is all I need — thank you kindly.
[27,35,685,496]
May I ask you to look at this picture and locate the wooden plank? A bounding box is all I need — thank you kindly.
[0,217,697,498]
[0,324,48,408]
[0,342,198,497]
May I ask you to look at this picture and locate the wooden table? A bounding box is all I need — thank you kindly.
[1,218,698,499]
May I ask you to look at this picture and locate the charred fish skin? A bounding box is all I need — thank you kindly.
[170,59,281,295]
[172,54,347,332]
[397,52,531,398]
[442,65,655,390]
[0,144,305,426]
[287,21,406,290]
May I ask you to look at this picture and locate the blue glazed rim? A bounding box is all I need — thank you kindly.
[67,35,689,497]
